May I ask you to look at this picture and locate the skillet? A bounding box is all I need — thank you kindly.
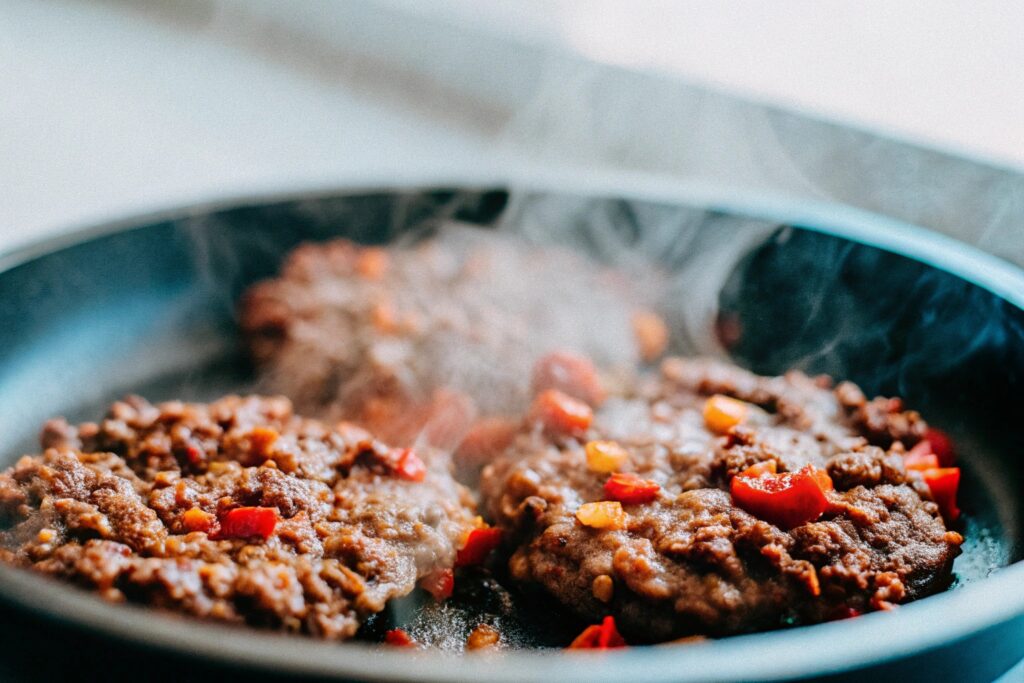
[0,186,1020,682]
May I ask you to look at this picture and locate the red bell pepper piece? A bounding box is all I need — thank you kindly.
[903,440,940,471]
[531,351,606,407]
[730,464,832,529]
[419,567,454,601]
[384,628,416,646]
[568,616,627,649]
[530,389,593,436]
[389,448,427,482]
[922,467,960,521]
[216,506,278,540]
[184,444,205,466]
[456,527,503,567]
[603,472,660,505]
[923,428,956,466]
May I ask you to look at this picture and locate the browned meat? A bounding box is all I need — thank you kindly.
[238,233,660,448]
[480,357,961,641]
[0,395,477,639]
[835,381,928,448]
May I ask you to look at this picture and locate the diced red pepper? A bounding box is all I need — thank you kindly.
[922,467,960,521]
[570,623,610,650]
[923,428,956,466]
[603,472,660,505]
[530,389,593,436]
[389,448,427,482]
[216,506,278,540]
[903,441,940,471]
[384,628,416,647]
[184,444,204,465]
[456,527,503,567]
[531,351,606,407]
[731,465,832,529]
[419,568,454,601]
[568,616,627,649]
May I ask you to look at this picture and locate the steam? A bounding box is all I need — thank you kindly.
[224,188,778,460]
[245,218,648,431]
[112,0,1024,268]
[138,0,1024,436]
[497,193,777,357]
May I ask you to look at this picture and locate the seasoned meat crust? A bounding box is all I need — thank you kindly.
[480,358,962,641]
[0,395,476,639]
[238,234,657,447]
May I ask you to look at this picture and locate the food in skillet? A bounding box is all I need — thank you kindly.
[238,231,666,450]
[480,356,963,642]
[240,234,964,645]
[0,395,479,639]
[0,229,965,649]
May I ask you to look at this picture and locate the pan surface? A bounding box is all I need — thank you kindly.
[0,186,1021,682]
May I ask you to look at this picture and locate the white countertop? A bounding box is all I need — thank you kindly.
[3,0,1023,253]
[386,0,1024,170]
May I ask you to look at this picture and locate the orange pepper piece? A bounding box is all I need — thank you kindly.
[568,616,627,649]
[704,395,748,434]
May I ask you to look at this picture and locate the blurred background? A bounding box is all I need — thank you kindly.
[2,0,1023,260]
[1,1,1022,679]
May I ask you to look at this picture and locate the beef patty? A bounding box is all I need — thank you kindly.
[238,231,664,448]
[480,357,962,641]
[0,395,476,639]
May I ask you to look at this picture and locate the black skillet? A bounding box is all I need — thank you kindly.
[0,187,1020,682]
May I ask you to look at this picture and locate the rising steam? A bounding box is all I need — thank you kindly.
[234,190,777,459]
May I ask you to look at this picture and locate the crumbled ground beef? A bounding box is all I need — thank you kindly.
[238,233,659,449]
[0,227,965,647]
[480,357,961,641]
[0,395,476,639]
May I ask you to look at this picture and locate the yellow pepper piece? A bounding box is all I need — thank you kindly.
[576,501,627,530]
[703,394,748,434]
[585,440,629,473]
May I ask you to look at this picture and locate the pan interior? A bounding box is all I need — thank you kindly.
[0,188,1019,649]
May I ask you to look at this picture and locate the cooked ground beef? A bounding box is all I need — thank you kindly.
[238,232,661,449]
[480,357,962,641]
[0,395,477,639]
